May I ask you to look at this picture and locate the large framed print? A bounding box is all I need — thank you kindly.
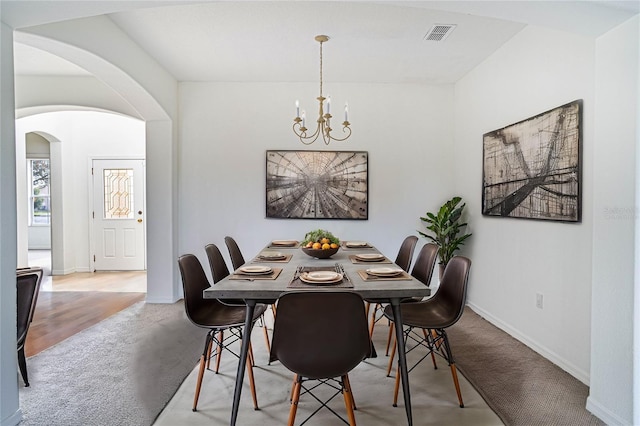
[482,100,582,222]
[266,150,368,219]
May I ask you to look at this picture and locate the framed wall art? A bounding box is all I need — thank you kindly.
[482,100,582,222]
[266,150,368,219]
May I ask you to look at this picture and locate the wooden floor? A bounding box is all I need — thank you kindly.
[25,266,147,357]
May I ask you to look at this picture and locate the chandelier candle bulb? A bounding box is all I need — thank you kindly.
[296,100,300,117]
[301,110,306,128]
[326,96,331,114]
[344,103,349,122]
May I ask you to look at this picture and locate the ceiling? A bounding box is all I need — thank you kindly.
[6,1,640,85]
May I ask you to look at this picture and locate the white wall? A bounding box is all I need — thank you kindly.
[178,82,456,279]
[453,26,595,384]
[589,16,638,426]
[16,111,145,274]
[0,19,21,426]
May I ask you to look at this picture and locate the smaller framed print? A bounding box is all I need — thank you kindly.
[266,150,368,220]
[482,100,582,222]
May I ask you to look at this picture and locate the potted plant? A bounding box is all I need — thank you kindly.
[419,196,472,278]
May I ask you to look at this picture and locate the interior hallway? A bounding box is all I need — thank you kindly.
[25,250,146,356]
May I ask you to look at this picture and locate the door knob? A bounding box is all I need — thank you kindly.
[137,219,143,223]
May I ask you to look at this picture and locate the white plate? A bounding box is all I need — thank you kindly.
[305,271,341,281]
[271,240,297,246]
[346,241,368,248]
[238,265,273,275]
[366,267,403,277]
[300,271,343,284]
[355,253,385,261]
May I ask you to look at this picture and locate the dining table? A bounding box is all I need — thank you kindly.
[202,240,431,426]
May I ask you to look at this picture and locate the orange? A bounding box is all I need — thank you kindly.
[330,243,338,249]
[312,242,322,249]
[320,238,330,245]
[321,243,331,250]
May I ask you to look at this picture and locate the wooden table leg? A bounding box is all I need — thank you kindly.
[390,299,412,426]
[229,300,256,425]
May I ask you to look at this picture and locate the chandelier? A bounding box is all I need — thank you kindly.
[293,35,351,145]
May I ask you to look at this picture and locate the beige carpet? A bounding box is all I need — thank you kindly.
[447,308,604,426]
[154,309,503,426]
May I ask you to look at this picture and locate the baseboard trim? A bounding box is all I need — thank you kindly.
[586,395,628,425]
[467,302,590,385]
[1,408,22,426]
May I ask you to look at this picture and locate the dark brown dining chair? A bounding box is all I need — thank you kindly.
[17,267,43,387]
[270,291,371,426]
[224,236,246,270]
[178,254,267,411]
[383,256,471,408]
[394,235,419,272]
[205,243,272,356]
[383,243,439,359]
[366,235,420,339]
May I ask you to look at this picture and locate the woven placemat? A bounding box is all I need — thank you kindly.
[229,267,283,280]
[348,254,392,264]
[253,254,293,263]
[356,269,412,281]
[267,241,300,249]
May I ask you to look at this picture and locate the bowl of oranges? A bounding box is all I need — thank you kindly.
[301,229,340,259]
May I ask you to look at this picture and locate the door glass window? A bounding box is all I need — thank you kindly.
[29,159,50,225]
[103,169,134,219]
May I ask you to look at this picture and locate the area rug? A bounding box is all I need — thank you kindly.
[18,301,207,426]
[448,308,604,426]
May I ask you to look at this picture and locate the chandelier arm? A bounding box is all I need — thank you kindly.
[326,125,352,143]
[293,121,323,145]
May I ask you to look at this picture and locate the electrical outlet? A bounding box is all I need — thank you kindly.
[536,293,544,309]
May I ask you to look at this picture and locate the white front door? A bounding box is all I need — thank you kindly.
[92,159,145,271]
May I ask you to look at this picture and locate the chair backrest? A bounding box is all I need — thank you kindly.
[224,236,246,270]
[17,267,43,348]
[411,243,439,286]
[205,243,230,283]
[270,292,370,380]
[178,254,220,327]
[432,256,472,328]
[395,235,419,272]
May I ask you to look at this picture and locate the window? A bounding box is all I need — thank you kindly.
[28,159,50,226]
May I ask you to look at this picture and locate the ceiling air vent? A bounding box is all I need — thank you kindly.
[424,24,456,42]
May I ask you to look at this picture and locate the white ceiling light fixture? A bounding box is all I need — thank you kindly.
[293,35,351,145]
[424,24,457,41]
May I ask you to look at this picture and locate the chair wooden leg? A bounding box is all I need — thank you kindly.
[392,363,401,407]
[192,354,207,411]
[248,342,255,367]
[368,303,380,337]
[423,328,438,369]
[342,375,357,425]
[289,373,298,402]
[262,318,271,355]
[206,338,214,369]
[271,303,277,317]
[386,333,396,377]
[246,353,259,410]
[385,322,394,356]
[344,373,357,410]
[364,301,371,321]
[288,379,302,426]
[450,363,464,408]
[17,347,29,387]
[215,330,223,373]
